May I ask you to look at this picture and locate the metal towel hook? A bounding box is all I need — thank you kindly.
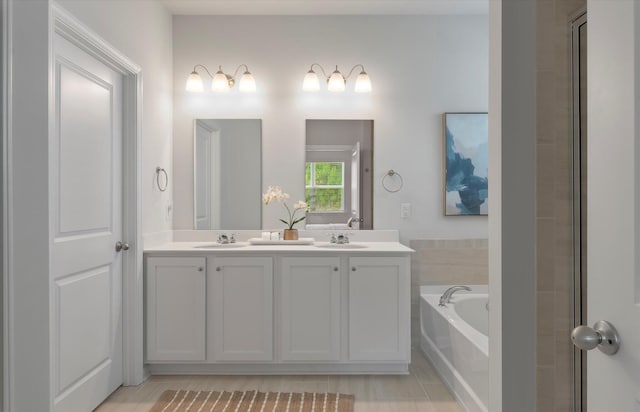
[382,169,403,193]
[156,167,168,192]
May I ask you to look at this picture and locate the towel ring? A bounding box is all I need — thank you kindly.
[382,169,403,193]
[156,167,168,192]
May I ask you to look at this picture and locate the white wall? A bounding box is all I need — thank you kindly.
[8,1,53,408]
[489,0,537,410]
[56,0,173,236]
[173,15,488,244]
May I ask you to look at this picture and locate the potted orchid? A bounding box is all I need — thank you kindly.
[262,186,309,240]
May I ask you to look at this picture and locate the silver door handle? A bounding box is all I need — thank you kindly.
[115,241,130,252]
[571,320,620,355]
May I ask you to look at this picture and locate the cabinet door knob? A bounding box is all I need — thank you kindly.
[334,267,339,272]
[197,267,204,272]
[352,267,357,271]
[216,267,221,272]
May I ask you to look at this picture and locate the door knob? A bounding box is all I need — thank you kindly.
[571,320,620,355]
[115,241,130,252]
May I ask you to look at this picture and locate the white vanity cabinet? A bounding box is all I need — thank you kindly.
[348,257,410,361]
[209,257,274,361]
[146,257,206,362]
[280,257,341,361]
[144,243,412,374]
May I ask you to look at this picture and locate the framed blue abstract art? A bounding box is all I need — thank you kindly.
[443,112,488,216]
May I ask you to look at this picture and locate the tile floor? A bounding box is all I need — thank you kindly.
[94,350,463,412]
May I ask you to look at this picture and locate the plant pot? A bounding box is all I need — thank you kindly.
[283,229,299,241]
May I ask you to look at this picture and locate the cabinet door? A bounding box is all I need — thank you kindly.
[146,257,206,362]
[210,257,273,361]
[348,257,410,361]
[280,257,341,361]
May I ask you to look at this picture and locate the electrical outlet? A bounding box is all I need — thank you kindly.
[401,203,411,219]
[166,201,173,222]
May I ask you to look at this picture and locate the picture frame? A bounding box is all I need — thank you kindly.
[443,112,489,216]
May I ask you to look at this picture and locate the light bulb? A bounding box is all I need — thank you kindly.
[327,67,345,92]
[212,67,230,93]
[185,70,203,92]
[239,71,256,93]
[354,71,372,93]
[303,70,320,92]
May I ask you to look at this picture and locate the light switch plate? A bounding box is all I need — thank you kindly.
[401,203,411,219]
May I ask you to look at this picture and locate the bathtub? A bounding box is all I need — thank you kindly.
[419,285,488,412]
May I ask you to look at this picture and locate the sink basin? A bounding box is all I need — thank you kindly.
[314,243,368,249]
[194,243,247,249]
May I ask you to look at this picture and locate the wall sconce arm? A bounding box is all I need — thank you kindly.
[309,63,330,80]
[345,64,366,80]
[231,64,250,79]
[192,64,215,78]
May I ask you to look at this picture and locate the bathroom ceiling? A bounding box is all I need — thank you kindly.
[159,0,489,15]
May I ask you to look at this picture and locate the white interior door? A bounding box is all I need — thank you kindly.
[579,1,640,409]
[351,142,360,229]
[195,122,212,229]
[210,130,221,228]
[194,122,220,230]
[51,32,124,411]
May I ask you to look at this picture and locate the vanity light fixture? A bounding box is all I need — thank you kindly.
[302,64,372,93]
[186,64,256,93]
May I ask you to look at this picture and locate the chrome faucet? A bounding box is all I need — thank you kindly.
[329,233,350,244]
[337,234,349,244]
[439,285,472,307]
[347,216,362,228]
[216,233,236,244]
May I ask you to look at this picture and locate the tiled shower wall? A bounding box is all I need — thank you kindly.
[409,239,488,347]
[535,0,584,410]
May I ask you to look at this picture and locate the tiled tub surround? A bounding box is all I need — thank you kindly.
[420,286,488,412]
[143,231,414,375]
[410,239,488,287]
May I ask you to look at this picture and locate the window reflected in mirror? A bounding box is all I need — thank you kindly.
[305,161,346,212]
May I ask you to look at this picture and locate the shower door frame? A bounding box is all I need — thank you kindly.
[570,9,587,412]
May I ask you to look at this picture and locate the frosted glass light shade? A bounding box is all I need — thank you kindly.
[354,71,372,93]
[239,71,256,93]
[303,70,320,91]
[212,69,230,93]
[327,69,345,92]
[185,71,204,92]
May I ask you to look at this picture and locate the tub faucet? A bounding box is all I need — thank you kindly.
[439,285,472,307]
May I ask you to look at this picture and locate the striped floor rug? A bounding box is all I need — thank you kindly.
[150,390,355,412]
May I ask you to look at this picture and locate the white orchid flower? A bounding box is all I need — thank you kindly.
[263,186,308,230]
[294,201,308,210]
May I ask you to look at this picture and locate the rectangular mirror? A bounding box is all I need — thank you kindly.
[194,119,262,229]
[305,120,373,230]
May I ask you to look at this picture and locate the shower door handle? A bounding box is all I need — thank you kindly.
[571,320,620,355]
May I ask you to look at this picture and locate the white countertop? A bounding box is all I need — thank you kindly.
[144,241,414,255]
